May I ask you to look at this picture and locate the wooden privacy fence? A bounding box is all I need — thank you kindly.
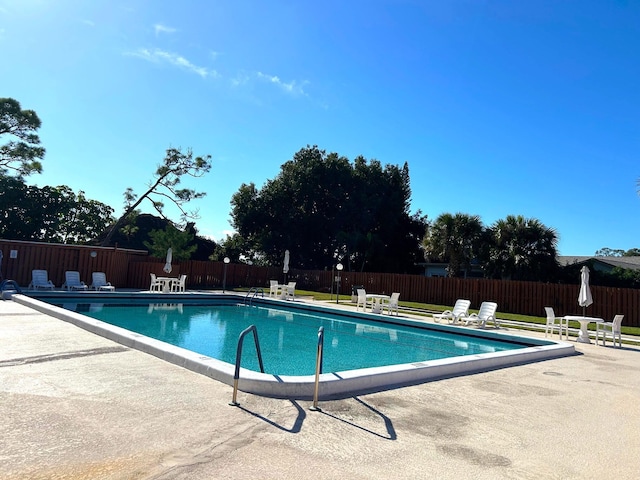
[2,239,638,327]
[0,239,147,289]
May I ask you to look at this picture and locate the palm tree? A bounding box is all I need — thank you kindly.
[422,213,484,277]
[485,215,559,281]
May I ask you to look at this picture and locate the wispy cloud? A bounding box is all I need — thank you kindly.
[81,19,95,27]
[126,48,218,79]
[154,23,177,36]
[256,72,308,96]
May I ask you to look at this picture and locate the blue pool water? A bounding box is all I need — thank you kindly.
[53,299,530,376]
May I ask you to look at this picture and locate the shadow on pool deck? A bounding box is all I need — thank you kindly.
[2,298,640,479]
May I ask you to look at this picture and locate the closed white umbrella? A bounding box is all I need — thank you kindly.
[283,250,290,283]
[578,265,593,316]
[163,248,173,274]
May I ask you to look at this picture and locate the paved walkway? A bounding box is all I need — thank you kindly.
[2,298,640,479]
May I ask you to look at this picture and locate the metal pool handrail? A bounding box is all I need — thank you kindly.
[229,325,265,406]
[310,326,325,411]
[244,287,265,306]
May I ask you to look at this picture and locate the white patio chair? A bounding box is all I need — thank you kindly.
[356,288,368,311]
[283,281,296,300]
[61,271,88,291]
[544,307,568,339]
[432,299,471,324]
[170,274,187,292]
[384,292,400,316]
[90,272,115,291]
[149,273,163,292]
[269,280,280,298]
[28,269,55,290]
[460,302,499,328]
[596,314,624,347]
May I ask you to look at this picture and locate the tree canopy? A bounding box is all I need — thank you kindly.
[422,212,559,281]
[0,98,45,178]
[144,224,197,261]
[230,145,427,272]
[484,215,559,281]
[101,147,212,246]
[0,175,114,243]
[422,213,485,277]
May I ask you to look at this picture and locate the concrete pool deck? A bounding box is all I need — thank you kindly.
[2,298,640,479]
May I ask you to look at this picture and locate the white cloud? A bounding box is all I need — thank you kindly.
[154,23,177,36]
[256,72,308,96]
[81,19,95,27]
[126,48,218,79]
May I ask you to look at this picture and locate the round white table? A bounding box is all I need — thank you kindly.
[563,315,603,344]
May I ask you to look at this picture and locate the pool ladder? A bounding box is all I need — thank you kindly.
[229,325,326,410]
[244,287,264,306]
[229,325,265,406]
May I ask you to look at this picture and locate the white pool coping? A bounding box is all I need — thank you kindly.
[12,293,576,400]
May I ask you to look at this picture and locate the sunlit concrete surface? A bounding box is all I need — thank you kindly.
[2,299,639,479]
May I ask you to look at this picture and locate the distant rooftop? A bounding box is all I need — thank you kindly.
[558,256,640,271]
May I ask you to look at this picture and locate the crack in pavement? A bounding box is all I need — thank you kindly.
[0,346,130,367]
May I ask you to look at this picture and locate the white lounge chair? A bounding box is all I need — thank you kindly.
[460,302,499,328]
[356,288,368,311]
[90,272,115,291]
[170,274,187,292]
[384,292,400,316]
[544,307,568,339]
[432,299,471,324]
[62,271,88,291]
[28,270,55,290]
[596,314,624,347]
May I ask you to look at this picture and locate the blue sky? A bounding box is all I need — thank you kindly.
[1,0,638,256]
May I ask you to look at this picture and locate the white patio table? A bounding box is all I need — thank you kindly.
[155,276,175,293]
[365,293,390,314]
[563,315,603,344]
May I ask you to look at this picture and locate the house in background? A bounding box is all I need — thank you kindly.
[421,256,640,278]
[557,256,640,274]
[419,260,484,278]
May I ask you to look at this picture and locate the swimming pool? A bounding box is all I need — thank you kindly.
[15,292,575,399]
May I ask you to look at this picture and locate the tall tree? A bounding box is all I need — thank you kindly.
[101,147,211,246]
[422,213,485,277]
[0,176,113,243]
[143,224,197,260]
[0,98,45,178]
[484,215,559,281]
[230,145,426,272]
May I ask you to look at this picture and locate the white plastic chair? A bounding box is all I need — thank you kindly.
[544,307,568,339]
[269,280,280,298]
[283,281,296,300]
[432,299,471,324]
[356,288,368,311]
[149,273,163,292]
[28,270,55,290]
[596,314,624,347]
[170,274,187,292]
[384,292,400,316]
[90,272,115,291]
[62,271,88,291]
[461,302,499,328]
